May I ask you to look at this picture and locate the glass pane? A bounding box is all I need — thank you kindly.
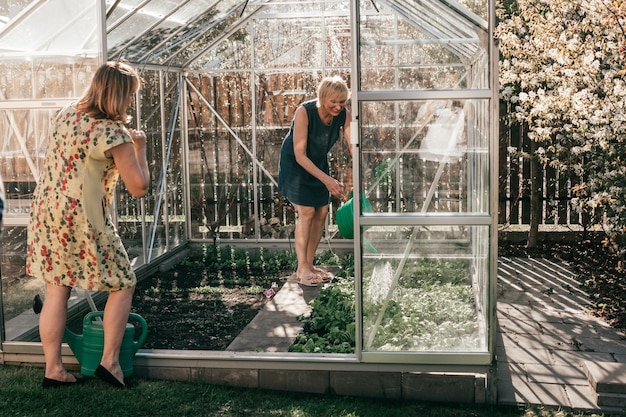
[0,61,98,101]
[359,0,489,90]
[115,70,180,264]
[0,0,100,100]
[186,71,256,240]
[260,0,348,14]
[159,71,184,255]
[190,28,251,71]
[1,225,45,341]
[252,15,350,70]
[0,0,99,56]
[254,18,323,70]
[359,99,490,215]
[361,225,489,352]
[0,108,59,222]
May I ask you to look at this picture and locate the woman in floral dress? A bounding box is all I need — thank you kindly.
[27,62,150,389]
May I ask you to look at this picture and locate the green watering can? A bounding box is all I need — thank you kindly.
[63,311,148,378]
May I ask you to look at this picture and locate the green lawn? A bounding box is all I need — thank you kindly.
[0,365,606,417]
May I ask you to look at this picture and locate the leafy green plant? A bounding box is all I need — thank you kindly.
[292,255,479,353]
[366,282,477,351]
[289,276,356,354]
[314,249,341,266]
[179,244,296,280]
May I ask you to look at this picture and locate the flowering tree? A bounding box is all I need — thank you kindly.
[496,0,626,248]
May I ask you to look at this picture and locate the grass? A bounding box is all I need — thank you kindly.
[2,277,44,321]
[0,365,607,417]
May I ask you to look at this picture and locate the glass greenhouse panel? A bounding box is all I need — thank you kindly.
[0,0,100,100]
[359,0,488,91]
[0,0,99,58]
[157,71,185,255]
[359,99,490,215]
[190,28,251,71]
[0,108,59,220]
[1,229,44,341]
[186,72,260,240]
[253,15,350,70]
[0,61,98,101]
[455,0,489,20]
[255,71,321,129]
[115,70,185,263]
[107,0,244,66]
[361,225,489,353]
[254,18,324,70]
[259,0,349,14]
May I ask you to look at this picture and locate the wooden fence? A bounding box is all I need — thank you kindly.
[1,94,582,229]
[498,102,581,227]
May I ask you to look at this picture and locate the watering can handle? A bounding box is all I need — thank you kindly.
[128,313,148,353]
[83,311,148,354]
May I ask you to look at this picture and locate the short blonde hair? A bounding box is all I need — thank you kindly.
[317,75,350,104]
[77,61,140,122]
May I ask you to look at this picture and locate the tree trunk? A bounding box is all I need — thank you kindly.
[528,140,541,248]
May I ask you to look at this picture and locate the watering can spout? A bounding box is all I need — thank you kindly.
[63,327,83,364]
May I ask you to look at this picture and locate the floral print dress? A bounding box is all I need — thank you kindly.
[26,104,137,291]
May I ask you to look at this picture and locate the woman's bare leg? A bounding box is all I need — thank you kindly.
[39,283,75,382]
[307,206,328,274]
[99,286,135,385]
[294,204,324,284]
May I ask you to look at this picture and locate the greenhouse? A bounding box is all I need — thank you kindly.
[0,0,498,403]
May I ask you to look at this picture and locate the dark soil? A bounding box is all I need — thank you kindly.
[130,267,288,350]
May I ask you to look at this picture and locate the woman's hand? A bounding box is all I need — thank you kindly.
[326,176,345,199]
[128,128,147,148]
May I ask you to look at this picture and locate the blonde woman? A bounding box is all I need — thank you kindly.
[27,62,149,389]
[278,76,352,286]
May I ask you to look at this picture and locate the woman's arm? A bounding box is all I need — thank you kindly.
[107,129,150,198]
[292,106,344,198]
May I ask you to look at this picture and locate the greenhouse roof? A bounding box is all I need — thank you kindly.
[0,0,487,68]
[0,0,100,58]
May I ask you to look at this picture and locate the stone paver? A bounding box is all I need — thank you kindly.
[585,361,626,394]
[497,257,626,413]
[226,273,321,352]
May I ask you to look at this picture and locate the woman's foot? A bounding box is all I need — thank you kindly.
[297,272,325,287]
[313,266,333,282]
[42,373,83,388]
[95,364,125,388]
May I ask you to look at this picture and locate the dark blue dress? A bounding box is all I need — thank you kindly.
[278,100,347,207]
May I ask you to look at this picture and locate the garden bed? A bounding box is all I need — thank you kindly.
[65,238,626,352]
[129,246,298,350]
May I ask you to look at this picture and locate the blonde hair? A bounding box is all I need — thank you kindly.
[77,61,140,122]
[317,76,350,104]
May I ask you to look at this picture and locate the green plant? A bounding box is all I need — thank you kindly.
[292,255,478,353]
[314,249,341,266]
[290,276,356,354]
[179,244,296,280]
